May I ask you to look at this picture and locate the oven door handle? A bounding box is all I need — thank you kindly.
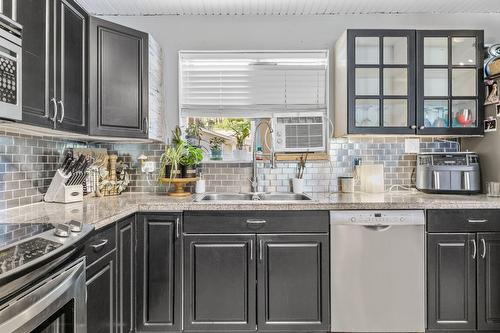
[0,258,86,333]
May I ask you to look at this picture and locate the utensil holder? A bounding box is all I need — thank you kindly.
[44,170,84,203]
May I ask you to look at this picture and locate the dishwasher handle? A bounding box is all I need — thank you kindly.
[363,225,392,231]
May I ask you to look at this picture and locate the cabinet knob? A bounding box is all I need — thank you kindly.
[410,125,417,129]
[419,126,425,130]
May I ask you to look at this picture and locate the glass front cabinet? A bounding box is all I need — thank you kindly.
[334,29,484,136]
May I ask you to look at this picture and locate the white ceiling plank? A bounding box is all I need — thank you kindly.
[75,0,500,16]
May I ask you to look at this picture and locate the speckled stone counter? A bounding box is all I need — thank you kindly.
[2,192,500,229]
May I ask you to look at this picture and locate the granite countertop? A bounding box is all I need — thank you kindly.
[2,191,500,229]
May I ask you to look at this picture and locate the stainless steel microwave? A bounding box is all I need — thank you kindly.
[0,12,21,121]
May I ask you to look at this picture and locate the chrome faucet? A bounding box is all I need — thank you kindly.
[250,120,274,193]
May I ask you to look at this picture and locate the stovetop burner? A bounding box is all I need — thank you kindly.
[0,238,62,274]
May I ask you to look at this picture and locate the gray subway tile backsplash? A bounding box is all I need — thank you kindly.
[0,128,459,210]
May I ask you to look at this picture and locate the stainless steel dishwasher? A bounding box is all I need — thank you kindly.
[330,210,425,333]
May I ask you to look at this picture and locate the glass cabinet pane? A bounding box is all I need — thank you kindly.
[355,68,379,95]
[452,100,476,127]
[452,69,476,96]
[424,69,448,96]
[355,37,379,64]
[355,99,379,127]
[383,37,407,64]
[452,37,476,66]
[424,100,449,128]
[383,68,407,96]
[424,37,448,65]
[383,99,407,127]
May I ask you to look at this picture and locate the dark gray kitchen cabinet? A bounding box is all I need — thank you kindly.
[18,0,88,133]
[55,0,88,133]
[183,234,257,332]
[117,215,135,333]
[89,17,149,138]
[477,233,500,331]
[427,233,477,331]
[17,0,53,128]
[136,213,182,332]
[334,29,484,136]
[257,234,329,332]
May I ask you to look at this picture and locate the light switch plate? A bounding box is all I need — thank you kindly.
[404,138,420,154]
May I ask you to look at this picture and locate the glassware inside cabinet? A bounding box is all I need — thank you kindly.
[355,99,379,127]
[452,100,476,127]
[423,100,449,128]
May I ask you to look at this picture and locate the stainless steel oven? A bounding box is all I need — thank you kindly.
[0,9,22,120]
[0,221,93,333]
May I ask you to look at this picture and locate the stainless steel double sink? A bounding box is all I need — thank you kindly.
[195,193,312,202]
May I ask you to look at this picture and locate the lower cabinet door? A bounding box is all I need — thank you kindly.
[86,251,117,333]
[477,232,500,331]
[257,234,330,332]
[427,233,477,331]
[136,213,182,332]
[184,234,256,332]
[117,216,135,333]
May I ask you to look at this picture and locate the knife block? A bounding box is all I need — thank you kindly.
[44,170,84,203]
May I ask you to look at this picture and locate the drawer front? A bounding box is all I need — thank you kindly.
[84,224,117,266]
[427,209,500,232]
[183,211,329,234]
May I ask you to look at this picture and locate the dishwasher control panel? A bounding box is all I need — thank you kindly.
[330,210,425,226]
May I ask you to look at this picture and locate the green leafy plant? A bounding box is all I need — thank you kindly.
[159,143,185,180]
[171,125,184,148]
[231,122,251,150]
[209,137,225,150]
[185,122,203,146]
[181,145,204,167]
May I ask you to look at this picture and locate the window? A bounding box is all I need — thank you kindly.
[179,51,329,161]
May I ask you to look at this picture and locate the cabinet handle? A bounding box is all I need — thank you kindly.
[481,238,486,259]
[433,171,440,190]
[410,125,417,129]
[472,239,477,259]
[259,240,263,261]
[246,219,267,224]
[143,117,149,134]
[57,100,65,123]
[468,218,488,223]
[50,98,58,122]
[91,239,108,252]
[250,240,253,261]
[176,218,180,239]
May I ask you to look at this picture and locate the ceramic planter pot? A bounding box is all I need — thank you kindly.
[292,178,304,194]
[210,148,223,160]
[181,165,198,178]
[165,165,181,178]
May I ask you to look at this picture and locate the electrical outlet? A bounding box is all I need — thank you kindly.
[142,161,156,173]
[404,138,420,154]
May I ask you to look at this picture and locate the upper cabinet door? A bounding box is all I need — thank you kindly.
[417,30,484,135]
[89,17,149,138]
[55,0,88,133]
[348,30,416,134]
[17,0,54,128]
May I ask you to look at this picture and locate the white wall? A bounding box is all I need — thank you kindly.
[102,13,500,137]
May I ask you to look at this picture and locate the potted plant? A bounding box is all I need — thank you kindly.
[231,122,250,160]
[292,153,308,194]
[180,145,203,178]
[171,125,184,148]
[159,143,185,180]
[209,137,225,160]
[186,122,202,147]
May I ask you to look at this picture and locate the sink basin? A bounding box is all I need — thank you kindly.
[259,193,311,201]
[195,193,311,202]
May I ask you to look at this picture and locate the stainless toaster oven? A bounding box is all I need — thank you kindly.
[416,152,481,194]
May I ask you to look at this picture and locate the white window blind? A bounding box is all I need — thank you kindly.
[179,51,328,118]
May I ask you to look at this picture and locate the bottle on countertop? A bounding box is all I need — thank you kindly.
[256,146,264,160]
